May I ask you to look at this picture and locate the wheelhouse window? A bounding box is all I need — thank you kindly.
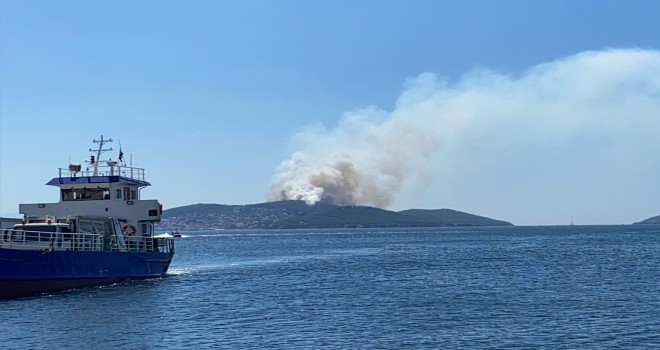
[62,188,110,201]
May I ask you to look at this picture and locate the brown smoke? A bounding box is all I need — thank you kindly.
[266,105,441,207]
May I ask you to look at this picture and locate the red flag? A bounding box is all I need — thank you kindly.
[118,149,124,162]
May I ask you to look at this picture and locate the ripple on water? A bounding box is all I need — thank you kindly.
[1,226,658,349]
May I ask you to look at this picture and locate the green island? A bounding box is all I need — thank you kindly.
[157,200,513,231]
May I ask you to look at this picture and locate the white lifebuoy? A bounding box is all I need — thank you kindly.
[122,224,137,236]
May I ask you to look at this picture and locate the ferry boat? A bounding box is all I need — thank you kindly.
[0,136,174,298]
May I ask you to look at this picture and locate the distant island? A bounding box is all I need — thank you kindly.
[157,200,513,231]
[633,215,660,225]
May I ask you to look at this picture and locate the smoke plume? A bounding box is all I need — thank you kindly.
[267,103,440,207]
[267,49,660,211]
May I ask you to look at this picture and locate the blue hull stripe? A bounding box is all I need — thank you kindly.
[0,248,173,298]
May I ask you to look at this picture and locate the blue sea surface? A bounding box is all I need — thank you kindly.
[1,225,658,349]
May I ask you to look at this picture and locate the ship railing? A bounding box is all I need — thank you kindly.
[122,236,174,254]
[1,228,174,254]
[58,164,146,181]
[1,228,103,252]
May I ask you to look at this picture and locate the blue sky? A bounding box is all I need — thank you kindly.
[2,1,660,225]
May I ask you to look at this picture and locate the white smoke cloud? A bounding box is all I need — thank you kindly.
[267,48,660,222]
[267,104,440,207]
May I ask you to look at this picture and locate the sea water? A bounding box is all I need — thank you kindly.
[1,225,658,349]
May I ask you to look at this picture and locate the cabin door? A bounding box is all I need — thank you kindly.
[137,221,152,236]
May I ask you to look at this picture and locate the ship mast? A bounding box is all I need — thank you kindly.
[89,135,113,176]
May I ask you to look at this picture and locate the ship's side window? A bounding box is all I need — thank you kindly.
[131,190,137,200]
[116,189,122,199]
[124,187,130,201]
